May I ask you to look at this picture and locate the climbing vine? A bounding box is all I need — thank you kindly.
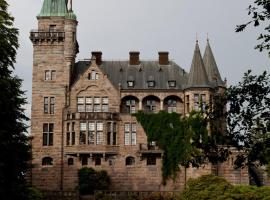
[134,111,209,184]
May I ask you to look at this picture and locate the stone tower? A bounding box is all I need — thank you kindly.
[30,0,78,190]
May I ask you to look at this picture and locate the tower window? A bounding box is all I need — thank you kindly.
[49,25,56,32]
[45,70,56,81]
[42,157,53,166]
[43,123,54,146]
[44,97,55,114]
[89,70,99,80]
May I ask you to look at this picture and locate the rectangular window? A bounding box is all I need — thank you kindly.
[102,97,109,112]
[186,95,190,113]
[44,97,49,114]
[45,70,50,81]
[44,97,55,114]
[147,156,156,165]
[80,122,87,145]
[85,97,93,112]
[96,122,103,145]
[88,122,95,145]
[66,123,70,146]
[50,97,55,114]
[77,97,85,112]
[124,123,136,146]
[43,123,54,146]
[194,94,199,111]
[51,70,56,80]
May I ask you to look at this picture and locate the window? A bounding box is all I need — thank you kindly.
[168,81,176,88]
[194,94,200,111]
[127,81,134,87]
[146,100,156,113]
[186,95,190,113]
[126,156,135,166]
[89,70,99,80]
[124,123,136,146]
[96,122,103,145]
[44,70,56,81]
[44,97,55,114]
[167,99,177,113]
[107,122,117,145]
[68,158,74,166]
[77,97,108,113]
[147,156,156,165]
[42,157,53,166]
[66,122,76,146]
[43,123,54,146]
[81,156,88,166]
[80,122,87,145]
[77,97,85,112]
[193,94,206,111]
[148,81,155,87]
[126,100,136,114]
[49,25,56,32]
[88,122,95,145]
[95,157,101,166]
[102,97,109,112]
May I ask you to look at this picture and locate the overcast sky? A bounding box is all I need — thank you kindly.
[8,0,270,118]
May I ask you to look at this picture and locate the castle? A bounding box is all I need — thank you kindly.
[30,0,249,191]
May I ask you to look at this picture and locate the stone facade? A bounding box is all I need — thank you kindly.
[30,0,250,192]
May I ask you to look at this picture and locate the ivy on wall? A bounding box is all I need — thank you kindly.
[134,111,209,184]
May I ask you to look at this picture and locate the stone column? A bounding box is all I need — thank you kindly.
[139,100,142,110]
[160,100,164,110]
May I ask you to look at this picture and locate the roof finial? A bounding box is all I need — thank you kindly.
[196,33,198,43]
[207,33,209,42]
[70,0,73,11]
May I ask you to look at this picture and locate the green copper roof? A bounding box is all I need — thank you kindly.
[38,0,68,17]
[66,11,77,20]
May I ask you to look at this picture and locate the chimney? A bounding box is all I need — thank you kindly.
[129,51,140,65]
[91,51,102,65]
[158,52,169,65]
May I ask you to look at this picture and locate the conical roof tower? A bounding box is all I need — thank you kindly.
[186,41,211,89]
[203,39,224,87]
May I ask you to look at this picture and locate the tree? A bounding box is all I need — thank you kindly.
[236,0,270,55]
[226,70,270,185]
[0,0,31,199]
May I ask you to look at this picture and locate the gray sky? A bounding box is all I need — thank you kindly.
[8,0,270,118]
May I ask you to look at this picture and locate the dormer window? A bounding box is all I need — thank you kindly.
[127,81,134,87]
[148,81,155,88]
[168,81,176,88]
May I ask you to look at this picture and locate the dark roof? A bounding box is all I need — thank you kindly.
[186,42,211,88]
[203,40,225,87]
[72,60,188,90]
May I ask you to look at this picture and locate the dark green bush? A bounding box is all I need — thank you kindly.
[26,187,43,200]
[179,175,270,200]
[78,167,111,195]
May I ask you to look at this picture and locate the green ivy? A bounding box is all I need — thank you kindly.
[134,111,209,184]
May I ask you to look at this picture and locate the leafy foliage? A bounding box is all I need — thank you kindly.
[236,0,270,55]
[179,175,270,200]
[227,71,270,169]
[134,111,209,183]
[0,0,31,199]
[78,167,111,195]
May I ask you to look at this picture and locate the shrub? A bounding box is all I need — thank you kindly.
[78,167,111,195]
[179,175,270,200]
[26,187,43,200]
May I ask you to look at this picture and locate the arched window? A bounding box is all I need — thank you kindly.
[125,156,135,166]
[42,157,53,166]
[68,158,74,166]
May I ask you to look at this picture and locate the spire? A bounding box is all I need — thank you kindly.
[38,0,68,17]
[186,41,211,89]
[203,39,224,87]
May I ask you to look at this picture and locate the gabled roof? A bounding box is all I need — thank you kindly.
[38,0,68,17]
[186,41,211,89]
[72,61,188,90]
[203,39,224,87]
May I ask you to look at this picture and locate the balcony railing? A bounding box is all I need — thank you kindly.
[30,29,65,42]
